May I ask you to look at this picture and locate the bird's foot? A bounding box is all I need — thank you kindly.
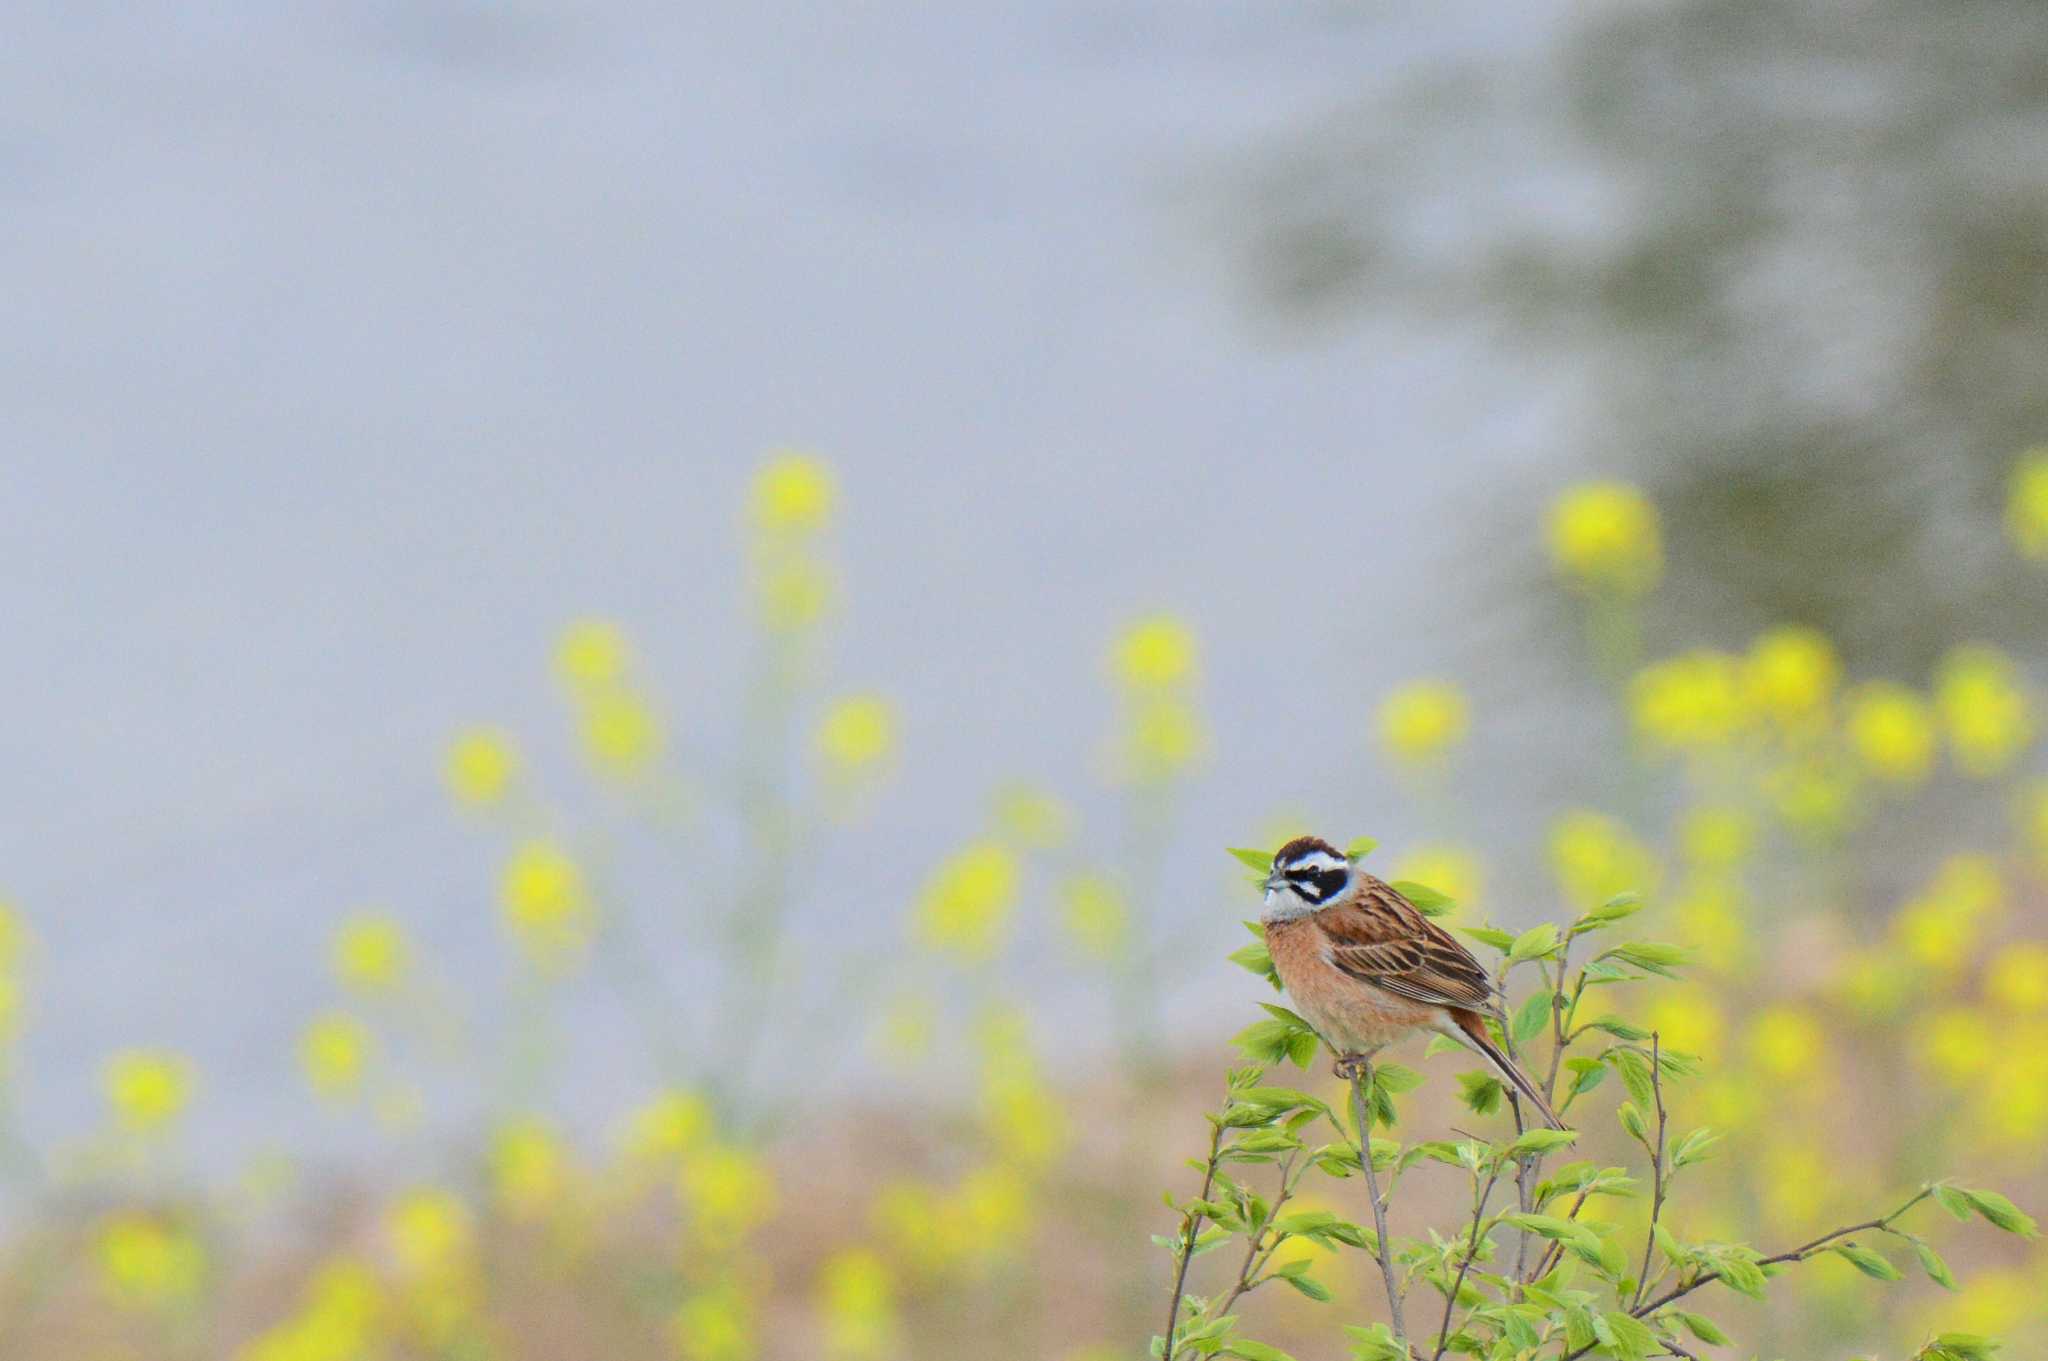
[1332,1053,1371,1082]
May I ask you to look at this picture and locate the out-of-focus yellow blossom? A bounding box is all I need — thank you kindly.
[1058,874,1129,961]
[1761,758,1859,838]
[1747,1006,1825,1083]
[816,695,896,773]
[619,1088,712,1166]
[1643,988,1725,1056]
[954,1163,1033,1244]
[1692,1073,1761,1133]
[1975,1028,2048,1146]
[1758,1142,1830,1230]
[1744,626,1839,727]
[874,1165,1033,1279]
[681,1144,779,1247]
[875,991,937,1064]
[1547,481,1662,595]
[500,841,595,964]
[817,1249,898,1359]
[871,1180,957,1275]
[443,727,518,807]
[915,841,1019,963]
[674,1281,755,1361]
[1831,948,1916,1020]
[575,689,663,779]
[104,1049,195,1133]
[1548,810,1661,910]
[1672,881,1747,973]
[1892,855,2004,976]
[1111,615,1197,691]
[239,1258,384,1361]
[980,1062,1070,1169]
[298,1013,371,1100]
[991,783,1072,849]
[1377,681,1470,765]
[1844,681,1938,784]
[554,618,632,691]
[1936,644,2034,777]
[2005,447,2048,560]
[1915,1006,1997,1085]
[1392,845,1483,911]
[1986,943,2048,1014]
[750,451,836,533]
[1629,651,1747,753]
[98,1215,205,1307]
[1126,696,1208,779]
[755,556,835,632]
[386,1189,470,1278]
[331,914,410,994]
[491,1118,569,1219]
[1927,1269,2034,1337]
[1678,806,1753,869]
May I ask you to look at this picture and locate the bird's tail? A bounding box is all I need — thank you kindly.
[1447,1007,1569,1132]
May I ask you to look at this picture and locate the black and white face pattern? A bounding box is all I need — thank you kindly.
[1261,839,1354,920]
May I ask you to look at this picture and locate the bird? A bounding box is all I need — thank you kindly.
[1258,835,1567,1130]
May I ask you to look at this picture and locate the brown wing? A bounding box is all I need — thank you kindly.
[1319,876,1496,1011]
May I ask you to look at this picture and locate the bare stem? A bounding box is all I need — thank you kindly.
[1431,1167,1500,1361]
[1161,1122,1225,1361]
[1631,1033,1669,1309]
[1349,1065,1408,1348]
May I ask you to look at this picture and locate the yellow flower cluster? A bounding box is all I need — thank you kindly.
[1057,873,1129,961]
[298,1012,371,1100]
[1935,644,2034,777]
[1390,845,1483,912]
[748,453,838,633]
[1548,810,1661,910]
[680,1143,780,1250]
[1109,614,1207,780]
[1630,651,1746,754]
[500,841,597,968]
[103,1049,196,1134]
[1891,855,2005,978]
[816,1249,899,1359]
[550,618,666,780]
[240,1259,384,1361]
[1547,481,1662,595]
[443,727,519,808]
[2006,446,2048,559]
[815,694,897,776]
[914,841,1019,963]
[1377,681,1470,766]
[331,914,411,994]
[97,1214,205,1307]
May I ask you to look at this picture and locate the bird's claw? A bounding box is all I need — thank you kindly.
[1332,1053,1369,1081]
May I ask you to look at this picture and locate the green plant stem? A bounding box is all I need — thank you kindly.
[1349,1066,1408,1348]
[1161,1122,1224,1361]
[1631,1033,1669,1309]
[1431,1166,1500,1361]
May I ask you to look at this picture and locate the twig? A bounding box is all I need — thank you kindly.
[1161,1121,1225,1361]
[1631,1033,1669,1309]
[1214,1149,1303,1319]
[1349,1064,1408,1347]
[1430,1166,1500,1361]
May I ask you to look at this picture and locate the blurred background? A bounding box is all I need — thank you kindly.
[3,1,2046,1357]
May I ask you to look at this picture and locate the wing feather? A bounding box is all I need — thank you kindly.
[1321,877,1496,1010]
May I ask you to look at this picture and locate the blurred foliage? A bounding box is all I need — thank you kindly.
[0,458,2044,1359]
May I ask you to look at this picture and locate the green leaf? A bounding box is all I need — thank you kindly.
[1593,1309,1657,1361]
[1671,1311,1729,1346]
[1579,1016,1649,1042]
[1671,1127,1721,1167]
[1582,891,1644,924]
[1460,925,1517,953]
[1276,1270,1331,1301]
[1232,1019,1297,1067]
[1933,1183,1975,1221]
[1390,880,1454,917]
[1607,1048,1655,1107]
[1227,940,1281,988]
[1373,1063,1426,1094]
[1221,1339,1297,1361]
[1923,1333,2002,1361]
[1566,1057,1609,1096]
[1284,1028,1320,1070]
[1831,1242,1902,1281]
[1960,1188,2039,1237]
[1228,847,1275,873]
[1509,922,1561,963]
[1506,1212,1601,1255]
[1457,1071,1504,1116]
[1505,1127,1578,1158]
[1616,1102,1647,1143]
[1344,836,1378,861]
[1915,1240,1958,1291]
[1707,1251,1767,1299]
[1511,989,1555,1049]
[1598,941,1689,977]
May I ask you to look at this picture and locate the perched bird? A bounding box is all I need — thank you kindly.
[1259,835,1566,1130]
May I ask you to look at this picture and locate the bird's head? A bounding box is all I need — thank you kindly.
[1261,836,1354,920]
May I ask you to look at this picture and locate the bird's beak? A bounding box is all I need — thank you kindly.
[1262,872,1286,893]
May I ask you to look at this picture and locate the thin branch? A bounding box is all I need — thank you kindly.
[1161,1121,1224,1361]
[1214,1149,1304,1319]
[1631,1033,1669,1309]
[1349,1064,1408,1347]
[1430,1166,1500,1361]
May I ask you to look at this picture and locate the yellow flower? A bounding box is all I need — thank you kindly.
[817,1249,898,1359]
[443,728,518,807]
[1844,681,1937,784]
[1126,696,1208,779]
[1112,615,1197,691]
[239,1257,385,1361]
[1391,846,1483,910]
[331,914,411,994]
[979,1044,1070,1169]
[1893,855,2004,976]
[1672,880,1747,973]
[104,1049,195,1132]
[914,842,1019,962]
[953,1163,1033,1245]
[1758,1141,1829,1230]
[1986,943,2048,1014]
[674,1282,755,1361]
[1377,681,1471,765]
[1678,806,1753,869]
[754,555,835,632]
[816,695,896,772]
[491,1118,569,1218]
[750,451,836,533]
[618,1089,712,1166]
[1643,987,1725,1056]
[2005,447,2048,560]
[1547,482,1662,594]
[298,1013,371,1100]
[1629,651,1747,753]
[1916,1006,1997,1085]
[500,842,594,964]
[578,689,664,777]
[1746,1007,1824,1082]
[1936,644,2034,777]
[1744,626,1839,726]
[97,1216,204,1307]
[1761,758,1858,838]
[554,618,632,691]
[1831,947,1915,1020]
[386,1189,470,1278]
[991,784,1071,849]
[1547,811,1661,910]
[680,1144,779,1246]
[1058,874,1129,961]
